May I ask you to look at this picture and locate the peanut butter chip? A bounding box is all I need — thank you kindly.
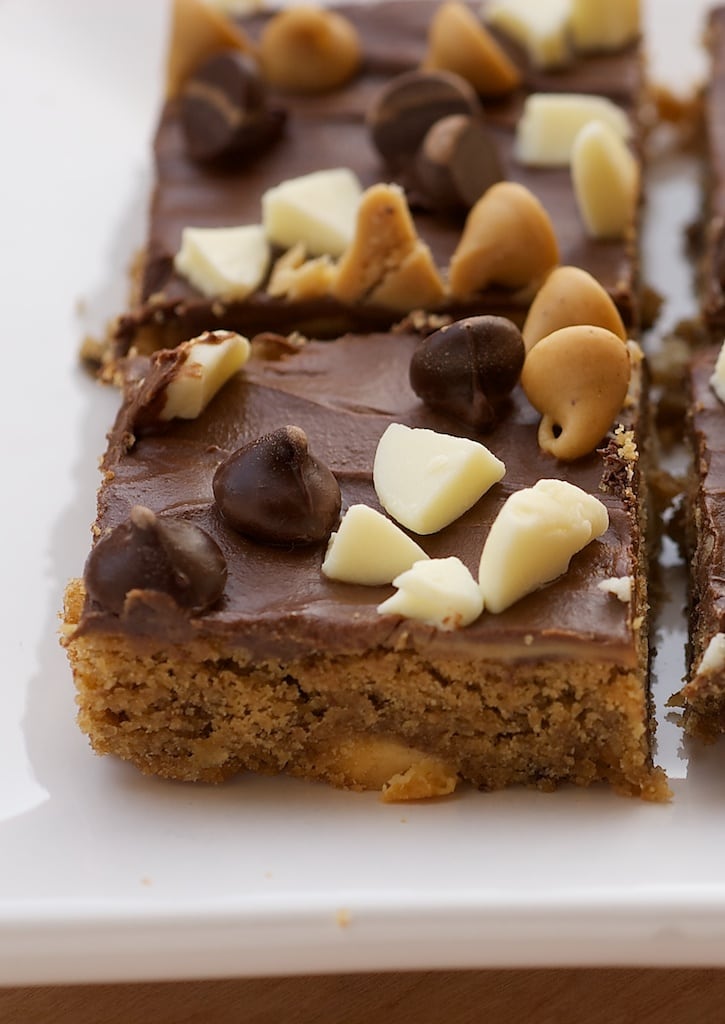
[522,266,627,352]
[448,182,559,299]
[260,6,361,94]
[521,324,631,461]
[425,1,522,96]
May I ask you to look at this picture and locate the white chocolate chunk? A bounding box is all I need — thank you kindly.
[321,504,429,585]
[695,633,725,678]
[262,168,363,257]
[571,120,639,239]
[570,0,639,52]
[484,0,571,69]
[373,423,506,535]
[597,575,632,602]
[162,330,251,420]
[710,340,725,405]
[174,224,270,300]
[515,93,631,167]
[378,557,483,630]
[478,478,609,613]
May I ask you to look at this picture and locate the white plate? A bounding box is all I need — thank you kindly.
[2,0,725,987]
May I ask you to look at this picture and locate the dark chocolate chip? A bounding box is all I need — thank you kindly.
[213,425,341,545]
[181,50,286,162]
[84,506,227,615]
[367,69,481,167]
[414,114,504,212]
[410,316,525,431]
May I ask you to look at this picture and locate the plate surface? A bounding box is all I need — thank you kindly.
[2,0,725,986]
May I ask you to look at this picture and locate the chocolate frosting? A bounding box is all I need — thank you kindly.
[114,1,641,353]
[78,332,640,664]
[702,9,725,331]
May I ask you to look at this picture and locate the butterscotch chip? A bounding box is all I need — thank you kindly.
[165,0,252,98]
[448,181,559,298]
[522,265,627,352]
[260,6,361,94]
[331,183,446,311]
[424,1,521,96]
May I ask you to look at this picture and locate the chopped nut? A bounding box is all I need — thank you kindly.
[520,325,631,461]
[174,224,270,299]
[161,330,251,421]
[485,0,572,69]
[267,244,336,300]
[321,504,429,585]
[381,759,458,802]
[165,0,251,98]
[694,633,725,678]
[425,1,522,96]
[570,0,640,53]
[331,183,446,312]
[571,120,639,239]
[373,423,505,535]
[259,6,361,93]
[448,181,559,299]
[262,168,362,258]
[515,93,632,167]
[478,479,609,613]
[377,557,484,630]
[522,265,627,352]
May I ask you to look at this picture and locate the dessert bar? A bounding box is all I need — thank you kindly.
[110,0,645,362]
[62,321,668,800]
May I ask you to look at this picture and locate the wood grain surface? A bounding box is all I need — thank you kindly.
[2,970,725,1024]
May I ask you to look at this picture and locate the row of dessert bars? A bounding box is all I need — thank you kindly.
[60,0,725,799]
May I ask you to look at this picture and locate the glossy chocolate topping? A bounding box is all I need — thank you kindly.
[702,9,725,331]
[114,1,641,353]
[79,332,640,663]
[409,315,525,430]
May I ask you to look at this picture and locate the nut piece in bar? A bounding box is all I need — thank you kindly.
[213,425,341,546]
[84,506,227,616]
[478,479,609,613]
[410,315,525,431]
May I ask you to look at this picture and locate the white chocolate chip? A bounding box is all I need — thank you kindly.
[161,330,251,421]
[571,120,639,239]
[373,423,506,535]
[710,340,725,405]
[262,168,363,257]
[321,504,429,585]
[377,557,483,630]
[484,0,572,69]
[174,224,270,300]
[695,633,725,677]
[570,0,639,52]
[515,93,631,167]
[478,478,609,613]
[597,575,632,602]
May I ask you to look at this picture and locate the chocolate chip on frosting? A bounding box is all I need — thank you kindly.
[367,69,481,168]
[409,315,525,431]
[414,113,504,212]
[213,425,341,545]
[180,50,286,162]
[84,506,227,615]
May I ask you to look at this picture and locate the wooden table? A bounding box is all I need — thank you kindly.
[2,970,725,1023]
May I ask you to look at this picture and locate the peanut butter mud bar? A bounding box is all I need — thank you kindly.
[62,303,668,800]
[107,0,646,364]
[680,7,725,740]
